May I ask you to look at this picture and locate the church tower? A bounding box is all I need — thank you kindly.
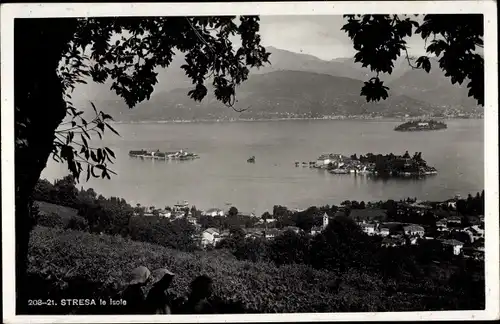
[323,213,329,229]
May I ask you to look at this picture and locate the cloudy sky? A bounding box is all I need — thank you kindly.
[257,15,427,59]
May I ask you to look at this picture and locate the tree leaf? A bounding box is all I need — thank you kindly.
[90,101,98,114]
[105,147,116,159]
[105,123,120,136]
[81,134,88,148]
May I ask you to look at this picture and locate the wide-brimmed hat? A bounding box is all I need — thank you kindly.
[151,268,175,283]
[129,266,151,285]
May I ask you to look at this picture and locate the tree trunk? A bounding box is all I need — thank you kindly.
[15,18,78,313]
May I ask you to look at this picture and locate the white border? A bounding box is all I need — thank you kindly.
[1,1,499,323]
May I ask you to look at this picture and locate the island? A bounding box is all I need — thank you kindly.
[129,149,200,161]
[394,119,447,132]
[313,151,437,177]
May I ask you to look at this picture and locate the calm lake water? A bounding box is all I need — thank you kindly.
[42,119,484,215]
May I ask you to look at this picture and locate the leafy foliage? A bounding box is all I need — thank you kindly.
[342,14,484,106]
[33,177,199,251]
[50,16,270,182]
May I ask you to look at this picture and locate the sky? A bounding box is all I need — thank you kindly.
[256,15,428,60]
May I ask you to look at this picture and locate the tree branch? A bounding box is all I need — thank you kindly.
[403,47,420,70]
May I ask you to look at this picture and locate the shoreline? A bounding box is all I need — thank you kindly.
[111,116,484,125]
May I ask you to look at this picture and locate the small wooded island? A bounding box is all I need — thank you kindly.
[394,120,447,132]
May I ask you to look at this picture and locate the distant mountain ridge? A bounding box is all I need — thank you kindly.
[72,46,482,121]
[101,70,447,122]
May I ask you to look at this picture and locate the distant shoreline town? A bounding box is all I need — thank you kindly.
[111,114,484,125]
[33,177,485,261]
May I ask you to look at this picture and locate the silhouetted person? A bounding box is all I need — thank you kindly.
[122,266,151,314]
[146,268,176,314]
[181,275,215,314]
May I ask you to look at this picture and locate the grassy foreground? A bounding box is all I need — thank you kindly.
[26,226,479,314]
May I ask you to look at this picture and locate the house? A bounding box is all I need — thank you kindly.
[158,210,172,218]
[441,239,464,255]
[471,225,485,238]
[417,122,429,127]
[409,236,420,245]
[436,219,448,231]
[214,230,230,245]
[263,229,281,239]
[447,216,462,224]
[283,226,301,234]
[310,226,323,236]
[203,208,225,217]
[446,200,457,209]
[403,224,425,237]
[378,222,403,236]
[378,226,391,237]
[201,228,220,247]
[409,202,432,215]
[173,200,190,212]
[381,237,405,247]
[245,228,264,239]
[186,216,198,225]
[349,209,388,223]
[237,212,256,218]
[173,212,185,219]
[361,223,376,236]
[378,226,391,236]
[316,153,345,167]
[315,158,331,167]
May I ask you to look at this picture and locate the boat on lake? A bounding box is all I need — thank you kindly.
[247,156,256,163]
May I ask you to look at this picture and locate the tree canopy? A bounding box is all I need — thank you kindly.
[14,16,269,311]
[342,14,484,106]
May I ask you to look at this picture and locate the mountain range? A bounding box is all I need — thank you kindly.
[72,46,482,121]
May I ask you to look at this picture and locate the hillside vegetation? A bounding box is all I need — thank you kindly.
[26,177,485,314]
[27,226,483,314]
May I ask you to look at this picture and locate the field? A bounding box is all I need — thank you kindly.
[35,201,79,218]
[25,226,483,314]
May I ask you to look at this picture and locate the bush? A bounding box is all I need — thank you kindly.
[36,212,65,228]
[65,215,89,231]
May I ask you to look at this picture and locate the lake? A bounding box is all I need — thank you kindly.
[41,119,484,215]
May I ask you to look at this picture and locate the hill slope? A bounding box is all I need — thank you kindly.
[71,47,481,121]
[103,70,442,121]
[388,66,481,110]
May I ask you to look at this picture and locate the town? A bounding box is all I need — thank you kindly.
[131,193,484,260]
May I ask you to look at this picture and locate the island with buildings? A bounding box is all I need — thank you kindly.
[311,151,437,177]
[394,119,448,132]
[129,149,200,161]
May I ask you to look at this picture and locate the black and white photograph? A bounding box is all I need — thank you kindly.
[1,1,499,322]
